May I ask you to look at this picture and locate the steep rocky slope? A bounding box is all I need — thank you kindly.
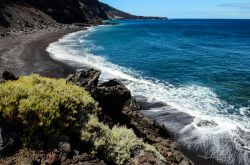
[0,0,56,30]
[100,2,141,19]
[0,0,166,35]
[100,2,166,20]
[27,0,108,24]
[0,0,108,31]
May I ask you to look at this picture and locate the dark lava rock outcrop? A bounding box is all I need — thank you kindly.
[68,69,131,113]
[0,69,18,83]
[67,69,101,92]
[94,79,131,112]
[0,124,21,156]
[2,70,18,81]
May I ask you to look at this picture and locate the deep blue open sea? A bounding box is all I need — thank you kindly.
[47,19,250,164]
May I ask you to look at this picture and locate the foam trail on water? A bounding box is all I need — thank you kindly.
[46,28,250,165]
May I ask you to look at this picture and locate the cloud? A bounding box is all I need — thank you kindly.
[219,3,250,10]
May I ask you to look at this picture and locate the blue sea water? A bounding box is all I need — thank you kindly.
[47,19,250,164]
[89,19,250,111]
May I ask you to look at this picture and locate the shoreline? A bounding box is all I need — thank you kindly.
[43,25,250,165]
[0,26,195,164]
[3,24,243,165]
[0,26,82,78]
[42,26,198,164]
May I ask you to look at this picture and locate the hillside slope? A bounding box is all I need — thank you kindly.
[0,0,108,29]
[0,1,56,29]
[100,2,140,19]
[100,2,166,20]
[27,0,108,24]
[0,0,166,36]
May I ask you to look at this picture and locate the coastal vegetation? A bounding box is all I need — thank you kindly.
[81,115,165,164]
[0,74,98,138]
[0,0,192,164]
[0,74,165,164]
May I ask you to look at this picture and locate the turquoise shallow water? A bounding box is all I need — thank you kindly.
[47,19,250,164]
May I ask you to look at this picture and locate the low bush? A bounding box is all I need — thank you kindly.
[0,75,165,164]
[81,115,165,164]
[0,74,99,138]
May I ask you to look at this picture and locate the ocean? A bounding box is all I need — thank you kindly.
[47,19,250,164]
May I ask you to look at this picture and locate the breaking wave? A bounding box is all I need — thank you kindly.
[47,27,250,165]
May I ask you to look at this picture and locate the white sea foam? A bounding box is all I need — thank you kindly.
[46,28,250,164]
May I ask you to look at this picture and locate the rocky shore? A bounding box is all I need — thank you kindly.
[0,15,192,164]
[0,14,192,165]
[0,0,191,164]
[0,69,192,165]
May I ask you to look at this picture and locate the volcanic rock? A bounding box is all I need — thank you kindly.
[94,79,131,113]
[2,70,18,81]
[0,124,21,156]
[66,69,101,92]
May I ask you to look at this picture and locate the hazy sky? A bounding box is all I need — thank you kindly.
[100,0,250,19]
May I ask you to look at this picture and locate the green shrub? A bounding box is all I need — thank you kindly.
[0,74,99,137]
[81,115,165,164]
[0,74,165,164]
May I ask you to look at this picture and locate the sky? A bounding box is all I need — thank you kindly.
[100,0,250,19]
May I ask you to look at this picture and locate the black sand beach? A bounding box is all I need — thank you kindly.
[0,28,78,78]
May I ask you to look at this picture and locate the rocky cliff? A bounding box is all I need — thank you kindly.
[27,0,108,24]
[0,0,166,33]
[0,0,108,31]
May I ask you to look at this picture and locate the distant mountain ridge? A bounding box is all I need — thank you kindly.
[100,2,166,20]
[0,0,166,34]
